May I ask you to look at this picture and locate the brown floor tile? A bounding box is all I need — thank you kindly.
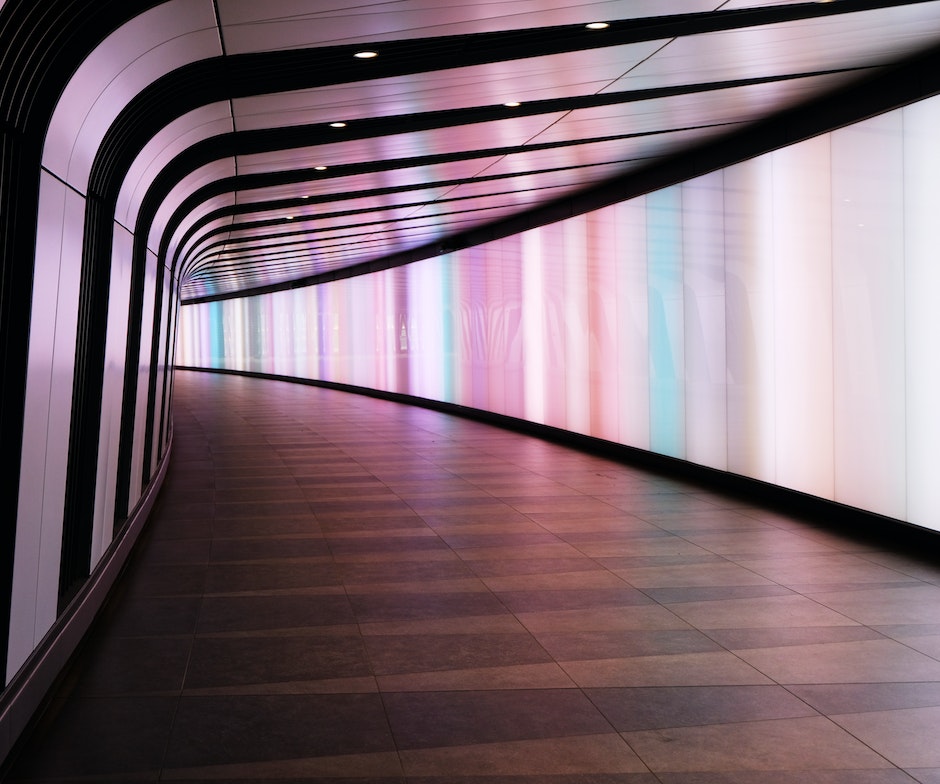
[495,587,654,613]
[197,594,357,632]
[184,634,372,687]
[561,650,772,688]
[586,684,818,731]
[163,694,396,768]
[382,689,613,749]
[363,632,552,675]
[348,590,509,623]
[533,629,721,662]
[622,716,893,772]
[736,638,940,684]
[399,735,651,777]
[787,682,940,714]
[8,697,178,779]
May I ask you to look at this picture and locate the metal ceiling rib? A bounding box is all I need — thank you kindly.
[168,0,940,301]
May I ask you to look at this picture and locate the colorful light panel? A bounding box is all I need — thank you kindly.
[178,94,940,533]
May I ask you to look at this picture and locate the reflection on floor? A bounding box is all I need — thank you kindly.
[7,369,940,783]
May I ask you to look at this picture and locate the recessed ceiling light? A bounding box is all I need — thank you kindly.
[314,165,328,171]
[586,22,610,30]
[504,101,521,108]
[329,122,347,128]
[286,215,294,220]
[354,50,378,59]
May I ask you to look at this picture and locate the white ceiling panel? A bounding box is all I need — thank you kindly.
[231,115,570,176]
[232,157,508,205]
[610,5,940,94]
[217,0,720,54]
[230,41,666,133]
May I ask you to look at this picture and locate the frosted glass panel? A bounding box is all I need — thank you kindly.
[831,113,906,521]
[724,154,775,482]
[771,136,834,499]
[904,98,940,533]
[681,172,727,472]
[178,92,940,534]
[647,186,685,459]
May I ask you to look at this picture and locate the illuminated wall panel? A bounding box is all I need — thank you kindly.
[585,209,621,445]
[178,93,940,534]
[831,112,906,521]
[562,216,590,437]
[681,171,727,472]
[612,198,651,451]
[724,153,776,483]
[770,136,834,500]
[904,97,940,532]
[522,229,547,425]
[646,186,685,459]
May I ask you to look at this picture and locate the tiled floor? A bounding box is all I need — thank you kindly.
[7,369,940,782]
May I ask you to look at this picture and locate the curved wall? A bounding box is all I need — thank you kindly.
[179,94,940,534]
[5,1,220,686]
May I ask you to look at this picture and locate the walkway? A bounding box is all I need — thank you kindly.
[7,370,940,782]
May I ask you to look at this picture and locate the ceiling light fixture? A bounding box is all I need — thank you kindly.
[354,50,378,59]
[504,101,521,108]
[314,165,328,171]
[329,122,347,128]
[586,22,610,30]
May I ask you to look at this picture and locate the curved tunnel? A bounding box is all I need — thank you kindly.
[2,0,940,765]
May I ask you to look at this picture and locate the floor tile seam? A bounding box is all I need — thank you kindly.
[804,692,940,720]
[338,504,598,694]
[378,691,639,763]
[155,596,201,781]
[850,550,940,587]
[615,715,908,778]
[597,519,884,608]
[577,682,835,746]
[788,588,938,633]
[868,633,940,666]
[697,620,901,653]
[555,521,771,605]
[785,704,917,774]
[744,652,940,733]
[595,586,875,702]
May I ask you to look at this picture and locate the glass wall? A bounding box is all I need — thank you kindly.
[179,94,940,533]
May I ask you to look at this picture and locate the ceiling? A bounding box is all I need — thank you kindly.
[111,0,940,302]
